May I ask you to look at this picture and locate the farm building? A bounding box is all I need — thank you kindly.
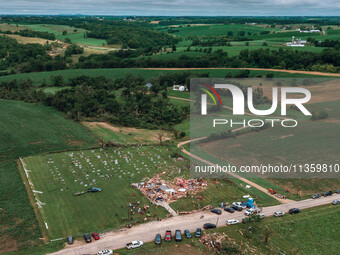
[285,36,306,47]
[173,85,188,91]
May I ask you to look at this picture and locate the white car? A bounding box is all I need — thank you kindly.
[126,240,144,250]
[232,202,246,209]
[97,250,113,255]
[274,211,285,217]
[226,219,240,225]
[245,208,260,216]
[258,213,266,219]
[332,200,340,205]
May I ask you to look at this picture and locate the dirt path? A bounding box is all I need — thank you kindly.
[50,194,340,255]
[139,67,340,77]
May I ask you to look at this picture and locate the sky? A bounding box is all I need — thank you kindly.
[1,0,340,16]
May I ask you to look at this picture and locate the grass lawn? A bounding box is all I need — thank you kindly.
[22,145,189,239]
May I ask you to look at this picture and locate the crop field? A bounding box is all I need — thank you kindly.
[82,122,173,145]
[22,145,189,239]
[0,100,100,252]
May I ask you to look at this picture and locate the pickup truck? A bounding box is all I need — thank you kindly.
[245,208,261,216]
[165,230,172,242]
[126,241,143,250]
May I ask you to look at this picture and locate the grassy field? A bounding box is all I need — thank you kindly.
[0,100,99,253]
[113,204,340,255]
[22,146,188,239]
[0,68,324,86]
[82,122,173,145]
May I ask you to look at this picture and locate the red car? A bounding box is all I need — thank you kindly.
[165,230,171,242]
[92,232,100,240]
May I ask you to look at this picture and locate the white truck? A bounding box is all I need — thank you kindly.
[126,240,144,250]
[245,207,261,216]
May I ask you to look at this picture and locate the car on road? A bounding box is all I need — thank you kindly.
[336,189,340,194]
[231,205,243,211]
[92,232,100,240]
[67,236,73,244]
[332,200,340,205]
[245,208,260,216]
[226,219,239,225]
[97,250,113,255]
[258,213,266,219]
[232,202,246,209]
[224,207,235,213]
[311,193,321,199]
[165,230,171,242]
[211,208,222,215]
[203,223,216,229]
[289,208,301,214]
[184,230,191,238]
[155,234,162,245]
[126,241,143,249]
[83,233,91,243]
[274,211,285,217]
[88,187,102,192]
[322,191,333,196]
[195,228,201,237]
[175,230,182,241]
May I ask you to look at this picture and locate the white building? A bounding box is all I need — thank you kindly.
[173,85,188,91]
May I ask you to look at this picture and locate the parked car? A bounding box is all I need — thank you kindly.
[245,208,260,216]
[195,228,201,237]
[92,232,100,240]
[231,205,243,211]
[332,200,340,205]
[211,208,222,215]
[311,193,321,199]
[289,208,301,214]
[175,230,182,241]
[88,187,102,193]
[226,219,239,225]
[165,230,172,242]
[335,189,340,194]
[67,236,73,244]
[322,191,333,196]
[126,241,143,250]
[274,211,285,217]
[203,223,216,229]
[184,230,192,238]
[224,207,235,213]
[97,250,113,255]
[258,213,266,219]
[155,234,162,245]
[83,233,91,243]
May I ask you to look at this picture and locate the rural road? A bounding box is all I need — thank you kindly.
[139,67,340,77]
[50,194,340,255]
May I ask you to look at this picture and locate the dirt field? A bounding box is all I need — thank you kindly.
[0,33,55,45]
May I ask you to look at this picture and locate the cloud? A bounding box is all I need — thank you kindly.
[0,0,339,15]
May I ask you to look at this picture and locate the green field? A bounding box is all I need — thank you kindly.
[22,146,188,239]
[25,24,107,46]
[0,100,100,252]
[0,68,325,86]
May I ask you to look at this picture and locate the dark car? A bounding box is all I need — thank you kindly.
[67,236,73,244]
[203,223,216,229]
[311,193,321,199]
[224,207,235,213]
[184,229,191,238]
[195,228,201,237]
[231,205,243,211]
[323,191,333,196]
[165,230,171,242]
[92,232,100,240]
[155,233,162,245]
[335,189,340,194]
[175,230,182,242]
[211,208,222,215]
[83,233,91,243]
[289,208,301,214]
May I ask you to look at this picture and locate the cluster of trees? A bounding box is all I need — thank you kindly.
[64,44,84,57]
[0,36,67,73]
[314,39,340,48]
[191,35,251,47]
[1,28,56,40]
[0,74,189,130]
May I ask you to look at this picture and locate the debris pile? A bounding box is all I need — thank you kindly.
[132,175,207,204]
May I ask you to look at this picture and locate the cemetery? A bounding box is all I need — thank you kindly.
[22,145,190,239]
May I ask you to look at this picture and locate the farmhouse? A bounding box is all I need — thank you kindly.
[285,36,306,47]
